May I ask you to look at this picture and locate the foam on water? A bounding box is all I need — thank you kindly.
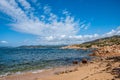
[32,70,43,74]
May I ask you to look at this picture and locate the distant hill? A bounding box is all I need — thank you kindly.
[62,35,120,49]
[18,45,45,49]
[17,45,67,49]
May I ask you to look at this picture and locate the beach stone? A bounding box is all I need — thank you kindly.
[111,78,115,80]
[69,70,73,72]
[106,66,112,72]
[73,68,78,71]
[72,60,79,65]
[65,70,70,73]
[82,58,88,64]
[106,63,112,67]
[60,71,65,74]
[111,68,120,75]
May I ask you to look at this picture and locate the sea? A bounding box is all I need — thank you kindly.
[0,46,93,76]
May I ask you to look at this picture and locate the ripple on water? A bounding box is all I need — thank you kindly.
[0,48,92,75]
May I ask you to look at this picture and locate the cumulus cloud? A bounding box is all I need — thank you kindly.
[0,0,119,45]
[35,27,120,45]
[35,34,100,45]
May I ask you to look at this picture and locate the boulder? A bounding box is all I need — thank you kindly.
[82,58,88,64]
[72,60,79,65]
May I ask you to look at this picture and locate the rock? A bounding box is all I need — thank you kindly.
[82,58,88,64]
[73,68,78,71]
[106,66,112,71]
[72,60,79,65]
[90,61,94,63]
[89,45,120,57]
[69,70,73,72]
[106,63,112,67]
[64,70,69,73]
[111,78,115,80]
[111,68,120,75]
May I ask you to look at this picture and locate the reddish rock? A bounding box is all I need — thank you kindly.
[82,58,88,64]
[72,60,79,65]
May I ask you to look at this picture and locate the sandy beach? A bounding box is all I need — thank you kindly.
[1,55,120,80]
[1,43,120,80]
[0,0,120,79]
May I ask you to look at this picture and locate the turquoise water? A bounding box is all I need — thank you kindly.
[0,47,92,75]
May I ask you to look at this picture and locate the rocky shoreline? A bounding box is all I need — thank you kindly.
[0,36,120,80]
[60,36,120,80]
[1,55,120,80]
[89,45,120,57]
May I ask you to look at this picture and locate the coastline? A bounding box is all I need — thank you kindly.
[1,56,120,80]
[1,36,120,80]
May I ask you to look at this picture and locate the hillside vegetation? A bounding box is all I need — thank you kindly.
[62,35,120,49]
[73,35,120,48]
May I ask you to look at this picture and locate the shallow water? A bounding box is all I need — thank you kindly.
[0,47,92,75]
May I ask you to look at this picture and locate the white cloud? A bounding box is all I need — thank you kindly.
[103,26,120,37]
[0,0,82,36]
[0,41,8,44]
[34,34,100,45]
[0,0,119,45]
[0,0,28,22]
[0,0,88,36]
[35,27,120,45]
[18,0,31,10]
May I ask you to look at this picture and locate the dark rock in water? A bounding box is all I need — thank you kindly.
[72,60,79,65]
[82,58,88,64]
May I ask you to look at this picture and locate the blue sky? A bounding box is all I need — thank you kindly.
[0,0,120,46]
